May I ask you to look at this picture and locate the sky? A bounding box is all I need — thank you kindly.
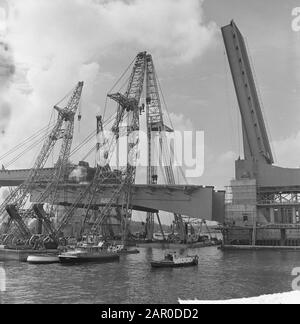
[1,0,300,193]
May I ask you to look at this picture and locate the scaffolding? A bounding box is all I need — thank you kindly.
[225,179,257,227]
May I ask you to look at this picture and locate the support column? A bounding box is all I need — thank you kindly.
[146,214,154,241]
[292,207,297,224]
[156,213,166,241]
[270,208,275,224]
[252,210,257,246]
[280,229,286,246]
[36,219,43,235]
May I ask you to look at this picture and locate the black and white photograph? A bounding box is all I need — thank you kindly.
[1,0,300,307]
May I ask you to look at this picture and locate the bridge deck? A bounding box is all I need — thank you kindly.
[0,169,225,222]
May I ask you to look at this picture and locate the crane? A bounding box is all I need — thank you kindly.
[145,54,187,242]
[54,52,148,241]
[0,82,84,245]
[0,52,188,246]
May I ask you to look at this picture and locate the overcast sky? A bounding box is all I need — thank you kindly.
[1,0,300,191]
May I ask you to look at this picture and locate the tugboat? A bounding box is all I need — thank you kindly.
[151,252,199,268]
[58,242,120,264]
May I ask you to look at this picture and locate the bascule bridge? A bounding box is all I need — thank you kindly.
[223,21,300,246]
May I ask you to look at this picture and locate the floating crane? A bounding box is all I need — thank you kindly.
[0,52,192,246]
[0,82,84,245]
[55,52,187,242]
[145,54,186,242]
[0,54,225,245]
[53,52,148,240]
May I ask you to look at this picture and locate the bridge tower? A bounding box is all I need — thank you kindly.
[222,21,300,246]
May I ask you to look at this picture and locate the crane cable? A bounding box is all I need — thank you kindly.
[81,145,96,162]
[156,72,188,185]
[108,57,137,95]
[4,128,54,168]
[0,84,79,167]
[70,130,96,158]
[0,122,56,162]
[103,57,136,119]
[70,111,118,159]
[54,84,78,107]
[3,109,120,167]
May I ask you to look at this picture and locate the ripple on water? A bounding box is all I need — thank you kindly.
[1,247,300,303]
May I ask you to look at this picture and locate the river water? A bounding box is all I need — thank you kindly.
[1,247,300,304]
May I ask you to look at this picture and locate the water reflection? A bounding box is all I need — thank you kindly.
[1,247,300,304]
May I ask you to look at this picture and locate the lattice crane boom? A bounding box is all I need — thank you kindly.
[33,82,84,207]
[0,82,84,240]
[55,53,147,240]
[30,82,84,237]
[145,54,186,242]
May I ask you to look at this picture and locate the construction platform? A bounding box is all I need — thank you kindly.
[223,224,300,243]
[135,241,221,249]
[222,245,300,251]
[0,246,58,262]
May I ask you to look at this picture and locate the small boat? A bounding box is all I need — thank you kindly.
[109,244,140,255]
[58,244,120,264]
[151,252,199,268]
[118,248,140,255]
[27,255,60,265]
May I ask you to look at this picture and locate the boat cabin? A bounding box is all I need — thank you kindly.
[165,252,177,261]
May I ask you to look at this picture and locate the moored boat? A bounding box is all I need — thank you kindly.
[118,248,140,255]
[151,252,199,268]
[27,254,60,265]
[58,244,120,264]
[109,244,140,255]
